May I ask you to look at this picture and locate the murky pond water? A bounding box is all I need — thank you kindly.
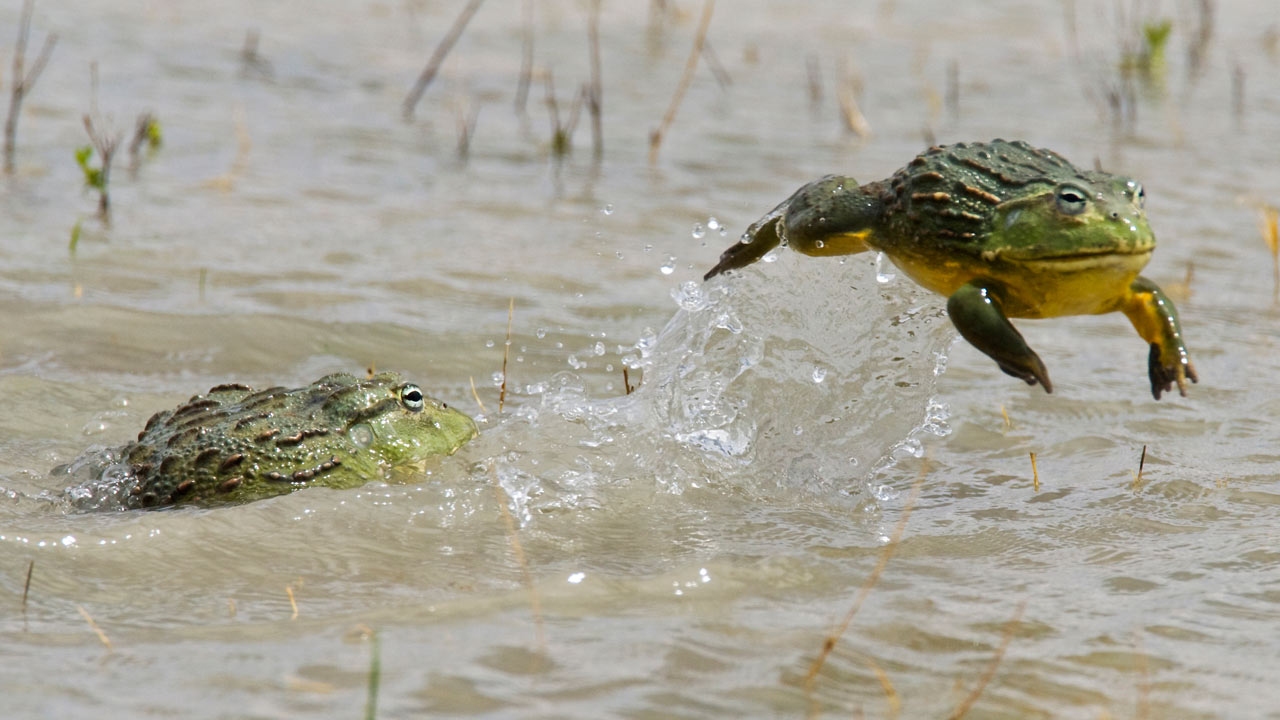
[3,1,1280,717]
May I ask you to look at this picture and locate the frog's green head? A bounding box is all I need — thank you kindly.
[987,171,1153,268]
[324,372,478,466]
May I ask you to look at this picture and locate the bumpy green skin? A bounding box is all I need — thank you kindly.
[705,139,1197,399]
[111,372,477,508]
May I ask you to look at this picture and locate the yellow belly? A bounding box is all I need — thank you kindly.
[888,249,1153,319]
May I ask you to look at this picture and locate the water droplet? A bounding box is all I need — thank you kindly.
[485,339,495,348]
[762,251,779,263]
[706,217,720,230]
[536,327,547,339]
[593,342,605,356]
[660,256,676,275]
[691,223,706,239]
[568,572,586,584]
[567,355,585,370]
[601,204,614,215]
[875,252,896,284]
[615,251,624,259]
[815,240,825,248]
[491,371,503,386]
[644,244,653,252]
[812,366,827,383]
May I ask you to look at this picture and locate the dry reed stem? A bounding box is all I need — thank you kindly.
[586,0,603,160]
[648,0,715,165]
[1000,405,1011,433]
[1134,630,1151,720]
[946,598,1026,719]
[836,54,871,137]
[286,585,298,620]
[499,298,513,414]
[1131,444,1147,490]
[700,39,731,88]
[4,0,58,174]
[76,604,112,651]
[469,375,489,414]
[805,55,822,109]
[1030,452,1039,493]
[803,460,928,718]
[863,654,901,719]
[488,462,547,652]
[204,105,251,191]
[514,0,534,115]
[402,0,486,120]
[22,559,33,612]
[1260,205,1278,301]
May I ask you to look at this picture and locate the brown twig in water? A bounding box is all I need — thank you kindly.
[805,55,823,109]
[863,654,901,719]
[402,0,486,120]
[622,366,638,395]
[946,599,1027,719]
[489,462,546,651]
[1132,444,1148,490]
[76,604,113,651]
[514,0,534,116]
[1029,452,1039,493]
[22,559,34,621]
[945,59,960,118]
[499,298,513,414]
[1134,630,1151,720]
[204,104,251,192]
[455,98,480,160]
[700,39,732,88]
[469,375,489,414]
[647,0,715,165]
[586,0,604,161]
[1260,204,1279,301]
[82,105,121,226]
[804,460,928,717]
[4,0,58,174]
[836,54,872,138]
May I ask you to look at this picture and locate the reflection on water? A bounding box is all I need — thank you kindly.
[2,0,1280,717]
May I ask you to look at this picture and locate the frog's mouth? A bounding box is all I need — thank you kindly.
[1017,248,1153,273]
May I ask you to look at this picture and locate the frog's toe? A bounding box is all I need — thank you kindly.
[996,354,1053,394]
[1148,344,1197,400]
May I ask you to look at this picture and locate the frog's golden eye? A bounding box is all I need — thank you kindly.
[399,384,425,412]
[1055,185,1088,216]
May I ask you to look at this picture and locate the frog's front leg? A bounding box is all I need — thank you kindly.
[947,281,1053,393]
[1120,276,1197,400]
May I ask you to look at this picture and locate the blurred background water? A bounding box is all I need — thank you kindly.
[2,1,1279,717]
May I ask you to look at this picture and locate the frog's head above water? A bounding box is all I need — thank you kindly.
[987,170,1154,269]
[315,372,479,466]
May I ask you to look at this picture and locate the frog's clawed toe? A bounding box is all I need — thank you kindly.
[1148,344,1197,400]
[997,355,1053,394]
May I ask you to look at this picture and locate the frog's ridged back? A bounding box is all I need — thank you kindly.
[883,139,1089,247]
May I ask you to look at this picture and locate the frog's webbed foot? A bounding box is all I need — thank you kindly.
[703,197,788,281]
[1123,276,1196,400]
[947,281,1053,393]
[704,175,874,280]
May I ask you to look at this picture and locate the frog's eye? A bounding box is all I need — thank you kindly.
[1055,186,1089,216]
[399,384,425,412]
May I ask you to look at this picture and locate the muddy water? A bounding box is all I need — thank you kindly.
[2,1,1279,717]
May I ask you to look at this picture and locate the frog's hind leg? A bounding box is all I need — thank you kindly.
[704,175,877,280]
[703,196,789,280]
[783,175,880,258]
